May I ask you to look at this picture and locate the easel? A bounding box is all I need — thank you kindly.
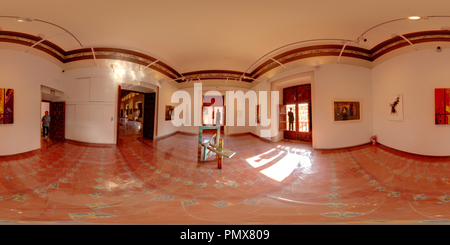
[198,126,236,169]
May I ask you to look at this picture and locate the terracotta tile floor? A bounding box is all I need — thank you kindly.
[1,133,450,224]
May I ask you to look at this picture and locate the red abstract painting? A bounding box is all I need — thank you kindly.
[0,89,14,124]
[435,88,450,125]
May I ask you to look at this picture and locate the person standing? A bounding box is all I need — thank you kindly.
[288,108,294,131]
[215,109,221,126]
[42,111,51,139]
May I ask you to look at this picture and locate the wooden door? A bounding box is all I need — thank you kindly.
[50,101,65,141]
[117,85,121,145]
[143,92,156,140]
[278,104,286,132]
[297,84,312,141]
[281,84,312,141]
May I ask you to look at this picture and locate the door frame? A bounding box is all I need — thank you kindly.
[116,85,121,145]
[117,86,157,143]
[41,100,51,139]
[282,84,312,141]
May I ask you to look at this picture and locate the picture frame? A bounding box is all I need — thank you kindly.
[256,104,261,124]
[333,100,361,122]
[0,88,14,124]
[435,88,450,125]
[165,105,174,121]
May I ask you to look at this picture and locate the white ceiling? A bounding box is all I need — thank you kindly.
[2,0,450,77]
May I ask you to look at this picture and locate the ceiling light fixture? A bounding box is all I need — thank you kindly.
[408,16,422,20]
[16,17,34,23]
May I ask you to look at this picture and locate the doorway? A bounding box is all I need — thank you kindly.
[201,94,225,134]
[282,84,312,141]
[41,100,65,148]
[41,101,50,141]
[117,87,156,143]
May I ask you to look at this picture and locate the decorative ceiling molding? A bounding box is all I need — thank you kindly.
[370,30,450,60]
[0,30,65,62]
[249,44,371,78]
[64,47,181,79]
[1,30,450,82]
[250,30,450,79]
[181,70,253,83]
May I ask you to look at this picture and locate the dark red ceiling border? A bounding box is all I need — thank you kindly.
[1,30,450,82]
[65,47,182,79]
[181,70,253,83]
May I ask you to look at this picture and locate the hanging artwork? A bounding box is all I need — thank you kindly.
[435,88,450,125]
[165,105,174,121]
[0,88,13,124]
[387,94,403,121]
[256,104,261,124]
[333,100,361,122]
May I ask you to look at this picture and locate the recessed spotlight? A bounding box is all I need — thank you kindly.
[408,16,422,20]
[16,17,34,23]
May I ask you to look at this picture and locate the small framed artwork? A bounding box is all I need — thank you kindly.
[165,105,174,121]
[387,94,403,121]
[333,100,361,122]
[0,88,14,124]
[435,88,450,125]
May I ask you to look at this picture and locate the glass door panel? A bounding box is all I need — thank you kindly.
[286,104,296,131]
[298,103,309,132]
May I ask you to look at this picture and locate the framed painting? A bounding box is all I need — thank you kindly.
[435,88,450,125]
[387,94,403,121]
[165,105,174,121]
[333,100,361,122]
[0,88,13,124]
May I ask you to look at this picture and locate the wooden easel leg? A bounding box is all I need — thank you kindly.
[218,138,223,169]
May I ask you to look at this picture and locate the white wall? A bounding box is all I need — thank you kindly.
[372,49,450,156]
[61,67,117,144]
[167,84,253,136]
[0,49,63,156]
[225,87,253,136]
[251,80,273,140]
[157,81,179,137]
[313,64,373,149]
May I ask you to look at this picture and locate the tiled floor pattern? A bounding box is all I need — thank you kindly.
[1,133,450,224]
